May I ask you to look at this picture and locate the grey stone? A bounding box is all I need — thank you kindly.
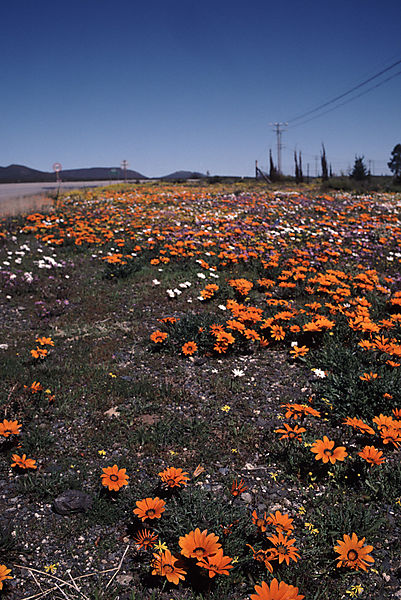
[53,489,92,515]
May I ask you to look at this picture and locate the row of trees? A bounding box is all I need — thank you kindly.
[266,144,401,183]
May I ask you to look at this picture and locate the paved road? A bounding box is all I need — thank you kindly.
[0,180,124,217]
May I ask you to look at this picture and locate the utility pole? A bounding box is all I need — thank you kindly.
[121,160,128,182]
[270,122,287,175]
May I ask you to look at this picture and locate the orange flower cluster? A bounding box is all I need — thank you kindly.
[249,509,300,573]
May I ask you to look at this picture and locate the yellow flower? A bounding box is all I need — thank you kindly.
[231,448,238,453]
[346,584,364,597]
[154,540,168,553]
[269,472,278,481]
[44,563,59,574]
[98,450,106,456]
[221,405,231,412]
[109,372,117,378]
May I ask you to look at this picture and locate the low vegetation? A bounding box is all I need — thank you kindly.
[0,181,400,599]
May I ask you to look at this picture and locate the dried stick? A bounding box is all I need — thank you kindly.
[16,565,121,600]
[105,543,130,589]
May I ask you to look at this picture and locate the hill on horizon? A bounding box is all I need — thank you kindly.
[0,164,146,183]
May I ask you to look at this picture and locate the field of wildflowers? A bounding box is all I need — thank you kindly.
[0,181,400,600]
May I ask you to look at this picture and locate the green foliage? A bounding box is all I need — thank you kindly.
[350,155,369,180]
[388,143,401,181]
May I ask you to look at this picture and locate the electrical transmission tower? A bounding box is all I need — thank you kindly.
[121,160,129,182]
[270,122,287,174]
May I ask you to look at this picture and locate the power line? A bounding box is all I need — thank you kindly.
[287,57,401,125]
[289,68,401,129]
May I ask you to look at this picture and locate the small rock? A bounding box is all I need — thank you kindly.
[241,492,252,504]
[53,490,92,515]
[116,574,133,586]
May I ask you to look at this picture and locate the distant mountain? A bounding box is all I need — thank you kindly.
[60,167,146,181]
[0,164,146,183]
[160,170,206,181]
[0,164,52,183]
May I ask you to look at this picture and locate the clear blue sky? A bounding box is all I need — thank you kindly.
[1,0,401,177]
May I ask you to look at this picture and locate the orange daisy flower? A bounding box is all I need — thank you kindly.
[334,533,374,571]
[289,345,309,358]
[246,544,277,573]
[152,549,186,585]
[182,341,198,355]
[133,497,166,521]
[196,548,233,578]
[274,423,306,441]
[0,565,13,591]
[231,478,247,496]
[343,417,375,435]
[0,419,22,437]
[30,347,48,359]
[133,528,158,550]
[267,532,300,565]
[11,453,37,470]
[251,510,269,533]
[158,466,189,488]
[270,325,285,341]
[150,330,168,343]
[358,446,386,466]
[267,511,294,534]
[250,578,304,600]
[179,528,221,559]
[311,436,348,464]
[100,465,129,491]
[36,336,54,346]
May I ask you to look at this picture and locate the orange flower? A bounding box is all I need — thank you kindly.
[311,436,348,464]
[182,341,198,355]
[343,417,375,435]
[334,533,374,571]
[274,423,306,441]
[267,532,300,564]
[179,528,221,559]
[11,453,37,470]
[250,578,304,600]
[289,345,309,358]
[133,497,166,521]
[31,347,48,359]
[359,372,379,381]
[358,446,386,466]
[152,549,186,584]
[150,330,168,343]
[246,544,277,573]
[267,511,294,534]
[0,565,13,591]
[101,465,129,491]
[158,466,189,488]
[251,510,269,533]
[380,426,401,448]
[196,548,233,578]
[36,336,54,346]
[0,419,22,437]
[133,528,158,550]
[30,381,43,394]
[231,478,247,497]
[281,403,321,420]
[270,325,285,341]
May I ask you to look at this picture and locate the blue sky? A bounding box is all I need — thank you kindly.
[1,0,401,177]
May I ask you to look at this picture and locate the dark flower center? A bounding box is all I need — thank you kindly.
[277,544,288,554]
[109,474,119,482]
[164,565,174,574]
[347,549,358,561]
[323,448,332,455]
[194,547,206,558]
[146,509,155,517]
